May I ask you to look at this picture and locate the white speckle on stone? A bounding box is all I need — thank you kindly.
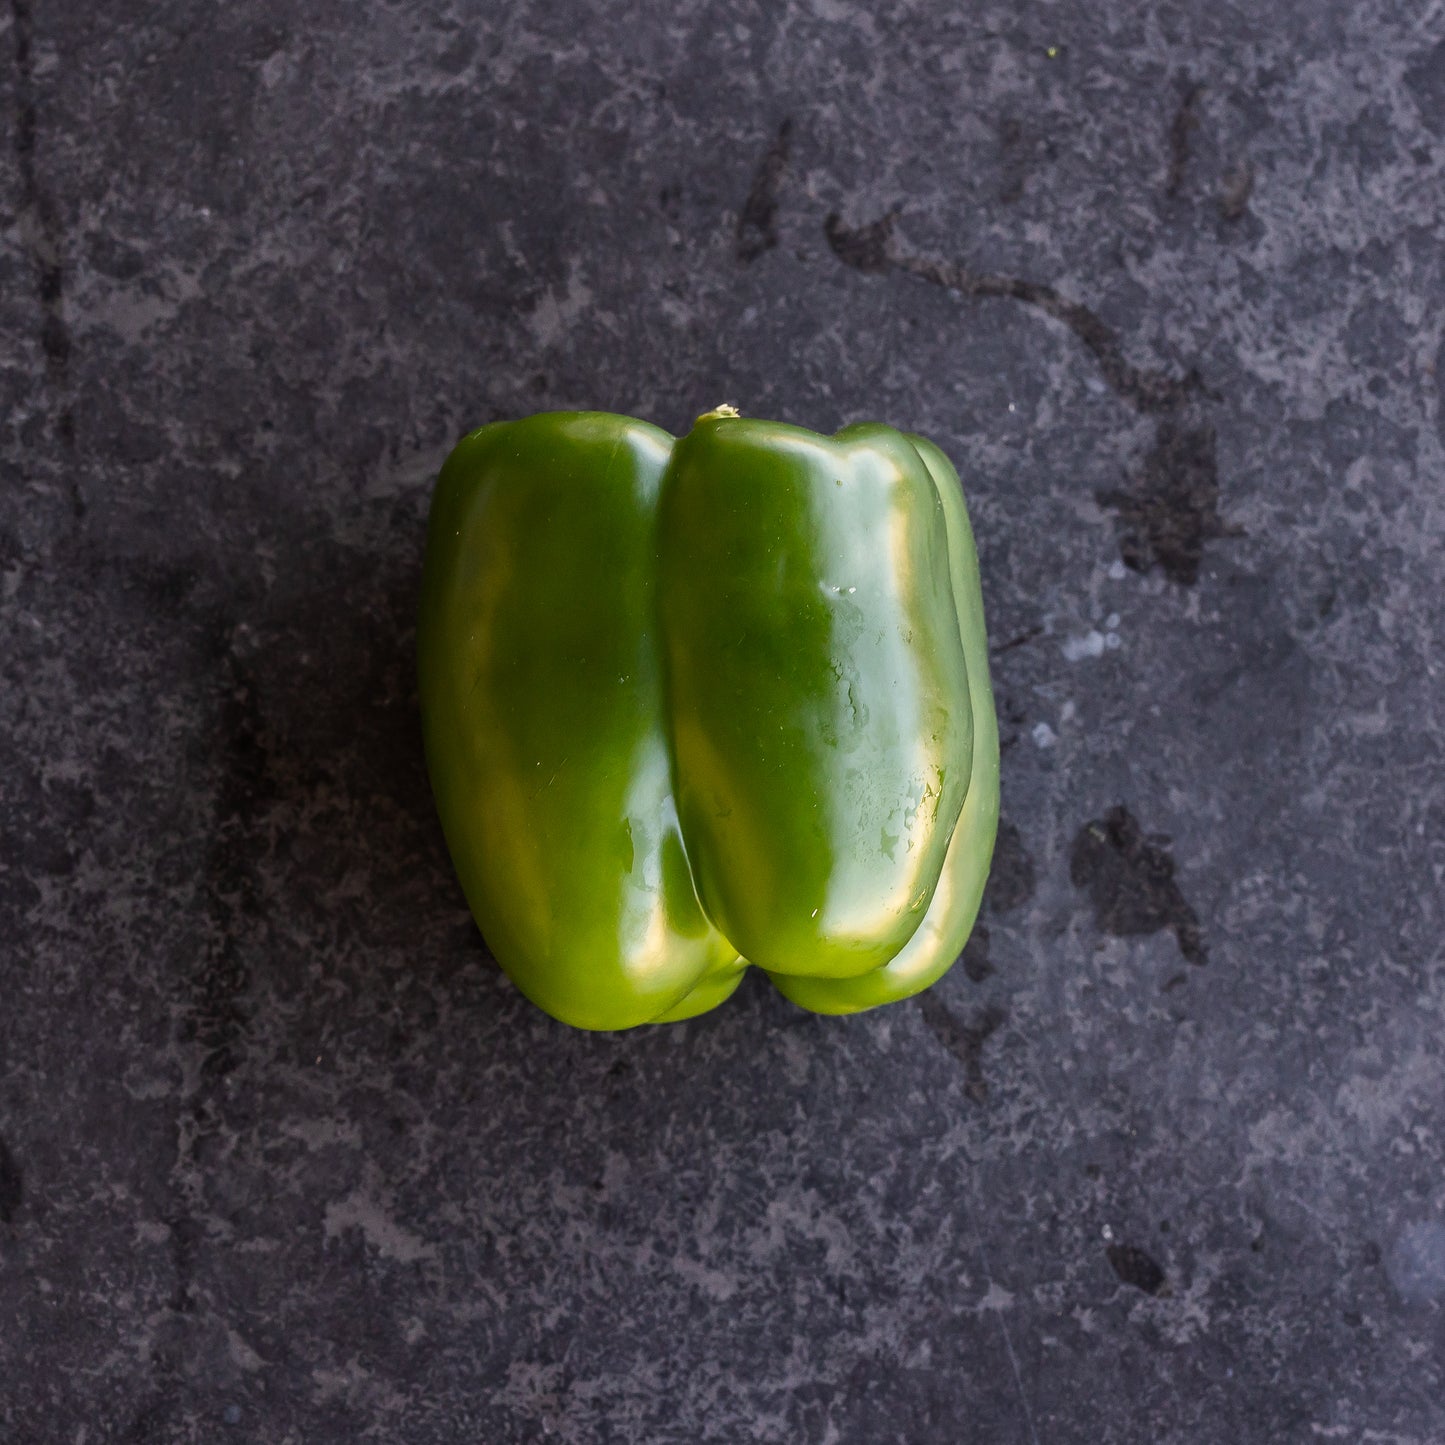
[529,258,593,347]
[281,1115,363,1150]
[1102,1225,1114,1241]
[1105,612,1120,629]
[1060,700,1077,723]
[227,1327,265,1373]
[1032,722,1057,749]
[1062,630,1106,662]
[1105,632,1122,649]
[672,1255,740,1301]
[1386,1220,1445,1303]
[1108,560,1128,580]
[325,1181,436,1264]
[1007,402,1016,412]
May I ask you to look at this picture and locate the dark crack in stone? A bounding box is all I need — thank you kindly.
[918,995,1006,1103]
[985,819,1036,915]
[0,1135,22,1224]
[824,209,896,273]
[1107,1242,1167,1295]
[1069,805,1206,965]
[961,924,994,983]
[736,119,792,263]
[1097,419,1238,585]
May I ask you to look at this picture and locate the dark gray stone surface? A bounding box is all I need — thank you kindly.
[2,1,1443,1440]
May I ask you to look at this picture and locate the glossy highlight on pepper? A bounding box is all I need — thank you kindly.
[417,409,999,1029]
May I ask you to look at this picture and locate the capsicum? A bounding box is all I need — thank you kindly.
[418,407,998,1029]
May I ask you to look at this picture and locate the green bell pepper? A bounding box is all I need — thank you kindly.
[418,407,999,1030]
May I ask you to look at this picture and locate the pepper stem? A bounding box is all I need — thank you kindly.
[695,403,741,423]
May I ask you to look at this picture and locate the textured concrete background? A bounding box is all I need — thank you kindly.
[3,1,1444,1441]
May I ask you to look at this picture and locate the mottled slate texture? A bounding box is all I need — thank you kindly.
[2,1,1443,1441]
